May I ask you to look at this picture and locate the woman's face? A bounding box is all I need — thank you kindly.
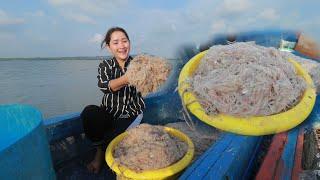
[107,31,130,61]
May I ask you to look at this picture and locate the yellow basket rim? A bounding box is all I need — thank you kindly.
[105,126,195,179]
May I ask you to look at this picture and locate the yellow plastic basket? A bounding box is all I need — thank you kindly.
[105,127,195,180]
[178,50,316,136]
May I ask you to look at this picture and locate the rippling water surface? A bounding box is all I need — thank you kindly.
[0,59,102,119]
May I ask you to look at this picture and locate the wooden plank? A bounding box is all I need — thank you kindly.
[278,128,299,180]
[256,132,288,180]
[242,136,264,180]
[291,128,304,180]
[179,134,234,179]
[202,135,247,179]
[203,135,261,180]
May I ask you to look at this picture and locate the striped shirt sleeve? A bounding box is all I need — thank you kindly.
[97,61,113,93]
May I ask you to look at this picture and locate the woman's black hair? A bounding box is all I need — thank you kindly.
[101,27,130,49]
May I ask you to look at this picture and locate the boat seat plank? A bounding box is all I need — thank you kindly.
[256,133,288,180]
[180,134,234,179]
[204,136,262,180]
[278,128,299,180]
[292,128,304,180]
[180,134,262,180]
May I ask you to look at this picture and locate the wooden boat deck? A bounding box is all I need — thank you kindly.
[55,148,116,180]
[180,134,264,180]
[256,96,320,180]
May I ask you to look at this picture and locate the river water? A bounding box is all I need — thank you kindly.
[0,59,102,119]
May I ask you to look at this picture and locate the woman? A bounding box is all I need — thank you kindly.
[81,27,145,173]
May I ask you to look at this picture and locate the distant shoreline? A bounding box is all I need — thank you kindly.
[0,55,175,61]
[0,56,110,61]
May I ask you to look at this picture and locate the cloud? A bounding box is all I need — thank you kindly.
[64,12,96,24]
[48,0,129,16]
[28,10,45,17]
[2,0,319,58]
[48,0,74,6]
[259,8,278,21]
[211,20,227,33]
[89,33,103,44]
[48,0,129,24]
[219,0,252,14]
[0,10,25,25]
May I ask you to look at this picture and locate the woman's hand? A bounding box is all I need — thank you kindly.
[122,73,129,84]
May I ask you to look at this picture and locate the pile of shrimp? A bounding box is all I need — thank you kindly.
[189,42,307,117]
[126,54,172,97]
[113,124,188,172]
[280,51,320,93]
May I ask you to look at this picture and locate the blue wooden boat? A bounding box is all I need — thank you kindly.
[1,29,319,180]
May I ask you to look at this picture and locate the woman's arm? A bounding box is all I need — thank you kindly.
[97,61,129,93]
[109,75,129,91]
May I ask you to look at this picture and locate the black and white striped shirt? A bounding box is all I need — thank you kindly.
[97,56,145,118]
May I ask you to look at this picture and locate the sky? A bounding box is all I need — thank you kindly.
[0,0,319,58]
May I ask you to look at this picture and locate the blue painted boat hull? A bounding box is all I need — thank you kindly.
[0,105,55,180]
